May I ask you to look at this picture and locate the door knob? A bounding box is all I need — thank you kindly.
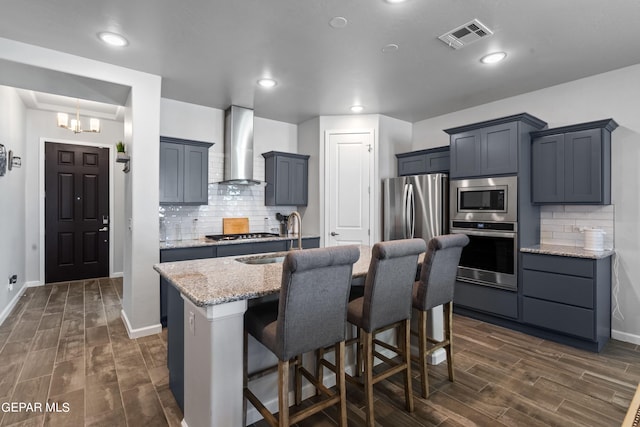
[330,232,340,236]
[98,227,108,232]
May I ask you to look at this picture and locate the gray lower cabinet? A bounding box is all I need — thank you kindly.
[445,113,547,178]
[531,119,618,204]
[160,136,213,205]
[162,237,320,411]
[262,151,309,206]
[396,146,449,176]
[454,280,518,319]
[521,253,611,350]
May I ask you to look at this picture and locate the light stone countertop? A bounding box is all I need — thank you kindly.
[521,244,615,259]
[159,234,320,250]
[154,245,378,307]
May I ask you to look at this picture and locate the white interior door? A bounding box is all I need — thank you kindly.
[326,130,374,247]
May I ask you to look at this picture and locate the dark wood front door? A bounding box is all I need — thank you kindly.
[45,142,109,283]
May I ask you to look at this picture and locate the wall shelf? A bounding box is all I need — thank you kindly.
[116,152,130,173]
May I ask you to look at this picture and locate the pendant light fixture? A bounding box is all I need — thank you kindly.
[57,99,101,134]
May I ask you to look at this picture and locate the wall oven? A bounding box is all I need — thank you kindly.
[450,176,518,291]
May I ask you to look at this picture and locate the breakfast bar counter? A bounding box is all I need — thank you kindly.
[153,245,379,427]
[154,245,372,307]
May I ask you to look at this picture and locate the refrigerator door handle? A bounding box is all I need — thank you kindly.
[402,183,409,239]
[408,183,415,238]
[406,183,415,238]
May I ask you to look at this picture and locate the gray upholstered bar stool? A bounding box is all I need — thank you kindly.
[342,239,426,427]
[243,245,360,427]
[412,233,469,398]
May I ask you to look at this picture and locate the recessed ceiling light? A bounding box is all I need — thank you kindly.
[382,44,399,53]
[257,78,277,88]
[385,0,407,3]
[480,51,507,64]
[350,105,364,113]
[329,17,348,29]
[97,32,128,47]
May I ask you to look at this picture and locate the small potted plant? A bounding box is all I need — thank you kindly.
[116,141,126,158]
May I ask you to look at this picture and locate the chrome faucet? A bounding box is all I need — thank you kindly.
[287,211,303,250]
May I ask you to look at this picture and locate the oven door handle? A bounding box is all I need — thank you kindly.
[451,229,516,239]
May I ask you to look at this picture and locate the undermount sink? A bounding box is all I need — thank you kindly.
[235,253,286,265]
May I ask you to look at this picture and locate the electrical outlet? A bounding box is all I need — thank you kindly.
[188,311,195,335]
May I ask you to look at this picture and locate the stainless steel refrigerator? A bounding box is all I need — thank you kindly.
[383,173,448,243]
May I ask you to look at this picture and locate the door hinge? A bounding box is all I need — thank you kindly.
[368,229,370,236]
[368,186,370,194]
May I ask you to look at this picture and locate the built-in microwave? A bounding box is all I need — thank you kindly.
[450,176,517,223]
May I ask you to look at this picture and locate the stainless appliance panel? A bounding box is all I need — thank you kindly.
[451,228,518,290]
[450,176,518,223]
[383,173,448,243]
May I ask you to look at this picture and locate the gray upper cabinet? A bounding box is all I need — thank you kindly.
[262,151,309,206]
[160,136,213,205]
[445,113,547,179]
[531,119,617,204]
[396,146,449,176]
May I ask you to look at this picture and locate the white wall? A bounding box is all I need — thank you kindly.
[159,99,299,237]
[0,85,27,323]
[24,109,125,284]
[297,117,321,236]
[297,114,412,245]
[412,63,640,343]
[0,37,163,336]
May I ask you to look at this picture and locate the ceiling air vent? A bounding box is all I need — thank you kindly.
[438,19,493,50]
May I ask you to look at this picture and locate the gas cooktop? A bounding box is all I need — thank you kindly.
[205,232,280,242]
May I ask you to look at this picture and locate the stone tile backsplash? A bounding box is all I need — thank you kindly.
[160,152,297,241]
[540,205,615,250]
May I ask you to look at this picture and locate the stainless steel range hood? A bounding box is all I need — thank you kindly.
[219,105,261,185]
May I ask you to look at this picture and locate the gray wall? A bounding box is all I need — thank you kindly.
[0,85,27,322]
[23,109,125,283]
[412,63,640,344]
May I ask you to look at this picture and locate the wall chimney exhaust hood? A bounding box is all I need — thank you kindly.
[218,105,261,185]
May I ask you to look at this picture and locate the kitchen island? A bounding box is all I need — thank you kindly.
[154,245,377,427]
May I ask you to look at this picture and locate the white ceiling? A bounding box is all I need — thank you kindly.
[1,0,639,124]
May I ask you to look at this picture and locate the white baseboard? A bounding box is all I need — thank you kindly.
[612,329,640,345]
[0,282,28,326]
[25,281,42,287]
[120,309,162,339]
[180,419,188,427]
[111,272,123,278]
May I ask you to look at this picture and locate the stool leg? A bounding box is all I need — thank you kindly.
[445,302,454,382]
[278,360,290,427]
[295,355,302,405]
[418,310,429,398]
[315,347,324,396]
[335,341,347,427]
[402,319,414,412]
[355,326,362,377]
[362,330,375,427]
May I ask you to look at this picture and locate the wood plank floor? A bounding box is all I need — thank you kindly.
[251,315,640,427]
[0,279,181,427]
[1,280,637,426]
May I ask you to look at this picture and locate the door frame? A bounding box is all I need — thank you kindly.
[323,128,376,247]
[39,137,116,284]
